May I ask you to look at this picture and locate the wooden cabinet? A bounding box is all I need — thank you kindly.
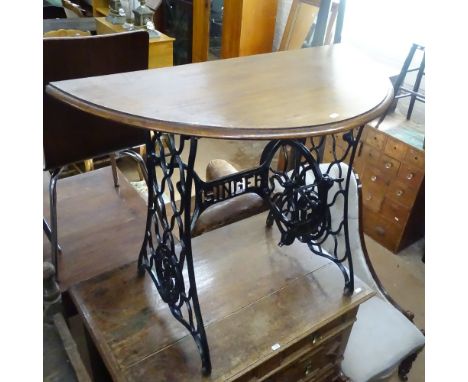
[70,213,373,381]
[90,0,109,16]
[324,126,425,253]
[193,0,278,62]
[221,0,278,59]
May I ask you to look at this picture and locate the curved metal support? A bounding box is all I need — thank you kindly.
[258,134,362,296]
[138,133,211,374]
[119,148,148,185]
[43,218,63,254]
[48,167,64,279]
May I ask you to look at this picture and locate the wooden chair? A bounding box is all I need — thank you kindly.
[279,0,346,51]
[43,31,150,280]
[323,163,424,381]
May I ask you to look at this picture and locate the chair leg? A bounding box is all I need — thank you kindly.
[49,168,63,280]
[398,350,420,381]
[406,52,425,120]
[393,44,418,106]
[109,153,119,187]
[43,218,63,255]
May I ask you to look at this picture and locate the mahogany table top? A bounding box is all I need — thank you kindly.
[46,44,393,140]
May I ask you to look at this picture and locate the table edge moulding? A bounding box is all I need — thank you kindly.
[46,44,393,375]
[46,44,393,140]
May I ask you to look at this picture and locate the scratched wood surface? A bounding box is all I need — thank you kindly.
[70,212,373,381]
[46,45,393,140]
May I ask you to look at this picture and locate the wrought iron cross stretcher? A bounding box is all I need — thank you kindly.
[46,44,393,374]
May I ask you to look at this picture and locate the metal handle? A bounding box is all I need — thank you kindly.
[305,363,312,375]
[310,334,320,344]
[394,216,399,222]
[371,175,377,182]
[406,173,414,180]
[385,162,392,169]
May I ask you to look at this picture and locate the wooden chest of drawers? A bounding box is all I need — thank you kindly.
[324,126,425,253]
[70,213,373,381]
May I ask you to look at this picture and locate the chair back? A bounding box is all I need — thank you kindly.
[43,31,149,170]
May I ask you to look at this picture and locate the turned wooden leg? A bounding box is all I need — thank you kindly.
[398,350,419,381]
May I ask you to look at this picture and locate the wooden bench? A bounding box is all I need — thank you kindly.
[69,212,373,381]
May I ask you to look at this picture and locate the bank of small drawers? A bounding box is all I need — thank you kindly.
[236,310,357,382]
[324,126,425,253]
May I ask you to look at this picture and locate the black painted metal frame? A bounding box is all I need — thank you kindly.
[137,126,364,374]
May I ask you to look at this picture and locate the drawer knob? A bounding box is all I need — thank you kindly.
[406,173,414,180]
[385,162,392,169]
[371,175,377,182]
[304,362,313,376]
[396,190,403,197]
[394,216,399,222]
[365,195,372,201]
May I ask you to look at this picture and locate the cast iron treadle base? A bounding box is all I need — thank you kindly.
[138,126,364,373]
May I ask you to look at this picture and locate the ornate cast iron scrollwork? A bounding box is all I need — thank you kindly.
[139,126,364,374]
[138,132,211,374]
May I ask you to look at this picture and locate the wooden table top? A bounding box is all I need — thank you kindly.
[46,45,393,140]
[70,212,373,381]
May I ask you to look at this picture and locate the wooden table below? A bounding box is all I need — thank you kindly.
[70,212,373,381]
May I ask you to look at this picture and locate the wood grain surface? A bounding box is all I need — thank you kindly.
[46,45,393,139]
[70,212,373,381]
